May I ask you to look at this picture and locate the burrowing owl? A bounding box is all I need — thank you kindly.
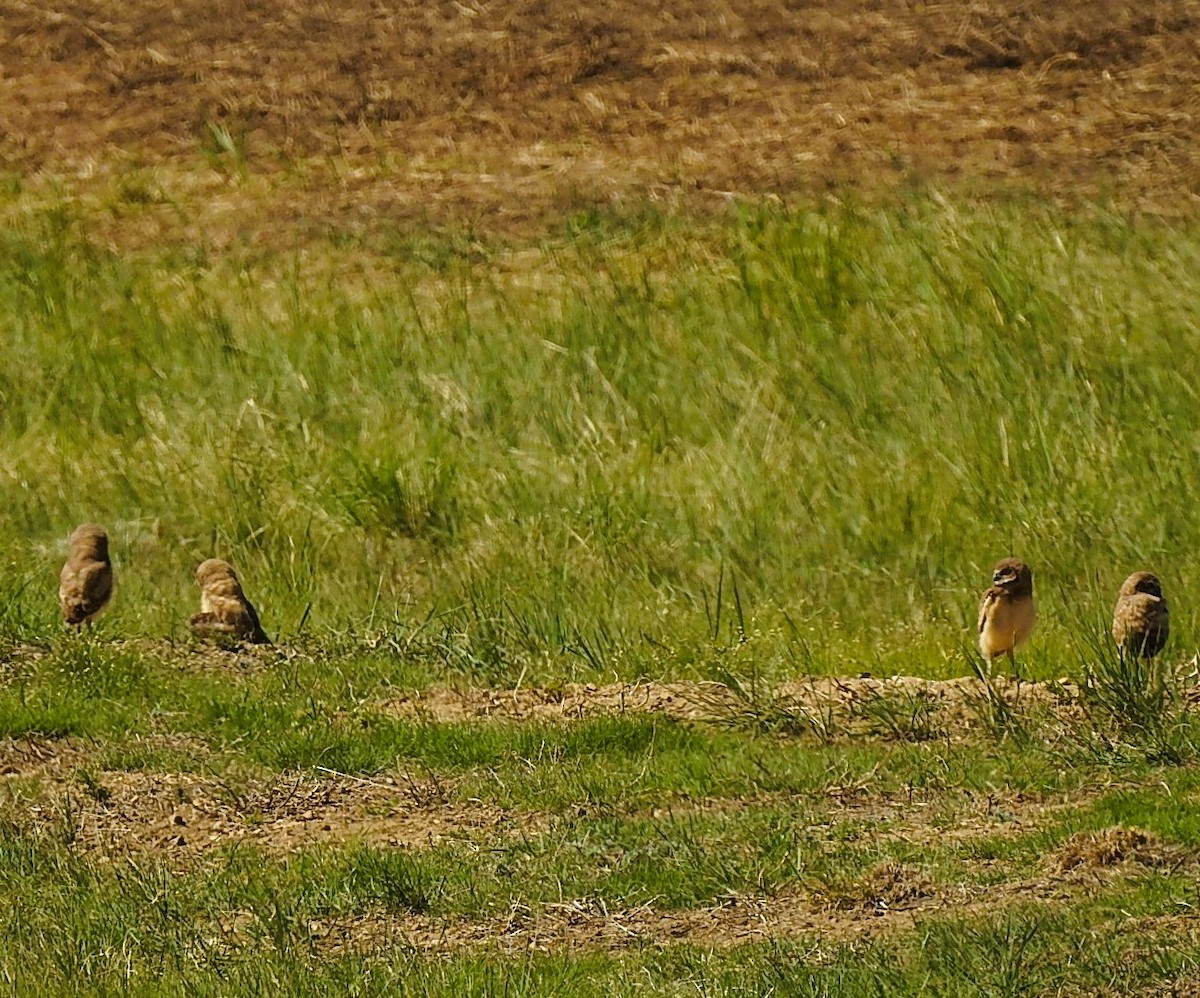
[978,557,1036,666]
[58,523,114,626]
[1112,571,1169,660]
[189,558,270,645]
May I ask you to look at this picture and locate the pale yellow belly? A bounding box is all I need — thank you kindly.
[980,597,1036,659]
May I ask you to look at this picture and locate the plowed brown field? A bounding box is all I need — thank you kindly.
[2,0,1197,231]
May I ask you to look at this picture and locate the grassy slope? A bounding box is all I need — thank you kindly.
[2,187,1200,993]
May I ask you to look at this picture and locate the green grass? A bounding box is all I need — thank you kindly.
[0,818,1197,996]
[2,183,1200,993]
[1,189,1198,680]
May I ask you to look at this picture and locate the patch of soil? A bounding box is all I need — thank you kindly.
[21,770,538,858]
[314,891,916,956]
[106,637,284,674]
[383,680,735,723]
[1138,979,1200,998]
[1,735,1108,878]
[0,0,1197,237]
[0,737,94,779]
[831,861,937,913]
[311,869,1100,956]
[780,674,1079,738]
[378,675,1081,743]
[0,733,207,780]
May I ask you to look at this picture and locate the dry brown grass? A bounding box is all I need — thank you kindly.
[1049,826,1183,873]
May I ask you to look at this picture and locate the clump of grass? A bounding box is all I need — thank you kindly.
[0,568,48,647]
[341,457,460,544]
[1080,641,1174,737]
[199,119,249,178]
[964,654,1032,743]
[1069,633,1199,765]
[344,848,445,915]
[699,670,841,742]
[49,637,152,700]
[850,686,947,743]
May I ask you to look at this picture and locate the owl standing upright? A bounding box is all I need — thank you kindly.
[978,557,1036,668]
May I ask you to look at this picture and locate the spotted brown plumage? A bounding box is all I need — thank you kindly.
[189,558,270,645]
[1112,571,1169,660]
[59,523,114,626]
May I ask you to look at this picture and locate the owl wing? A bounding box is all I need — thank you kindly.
[242,598,271,645]
[1111,596,1130,646]
[978,587,1001,634]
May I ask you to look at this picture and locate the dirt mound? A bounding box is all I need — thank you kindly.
[1,0,1197,231]
[384,680,732,723]
[379,675,1077,743]
[1050,826,1180,872]
[311,862,1125,955]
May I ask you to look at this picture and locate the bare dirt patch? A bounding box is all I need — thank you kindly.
[378,674,1079,742]
[383,680,732,724]
[829,861,937,913]
[311,864,1136,956]
[0,736,100,779]
[17,770,539,859]
[0,728,1110,869]
[0,733,208,780]
[313,890,929,956]
[0,0,1197,239]
[104,637,284,675]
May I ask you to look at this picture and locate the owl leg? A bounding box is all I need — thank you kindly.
[1006,649,1023,693]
